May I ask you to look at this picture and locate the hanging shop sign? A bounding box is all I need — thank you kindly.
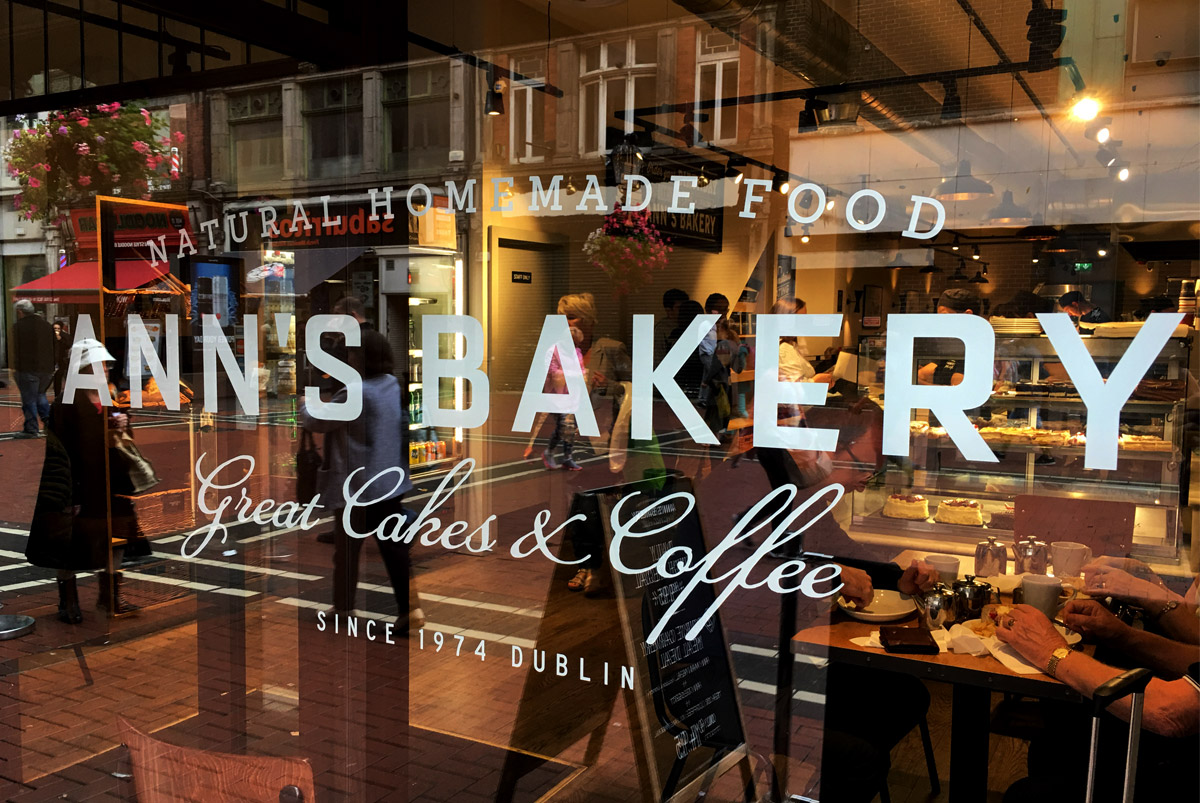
[641,159,724,252]
[69,204,190,258]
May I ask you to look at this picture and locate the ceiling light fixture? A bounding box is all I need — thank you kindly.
[1095,147,1118,168]
[1070,96,1101,121]
[775,171,790,195]
[948,259,969,282]
[484,69,505,117]
[888,252,910,270]
[940,79,962,121]
[1084,116,1113,143]
[951,235,961,251]
[985,189,1034,225]
[1097,247,1108,257]
[800,224,812,244]
[1110,162,1130,182]
[972,245,981,260]
[825,198,836,211]
[935,160,994,201]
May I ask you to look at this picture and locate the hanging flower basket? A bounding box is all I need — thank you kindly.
[4,102,184,224]
[582,205,672,296]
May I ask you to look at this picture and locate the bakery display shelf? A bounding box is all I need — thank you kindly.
[912,438,1177,460]
[984,395,1177,412]
[856,508,1012,539]
[873,476,1176,507]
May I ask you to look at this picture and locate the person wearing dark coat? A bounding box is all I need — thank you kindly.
[27,338,140,623]
[11,299,55,437]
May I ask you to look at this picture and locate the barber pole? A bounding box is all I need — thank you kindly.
[170,147,180,179]
[58,249,66,270]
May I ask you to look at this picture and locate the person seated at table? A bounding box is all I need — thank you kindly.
[1081,557,1198,646]
[996,604,1199,802]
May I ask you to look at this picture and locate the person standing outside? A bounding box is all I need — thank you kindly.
[11,299,55,438]
[51,321,70,400]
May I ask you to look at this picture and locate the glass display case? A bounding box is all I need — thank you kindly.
[851,331,1193,559]
[381,251,465,474]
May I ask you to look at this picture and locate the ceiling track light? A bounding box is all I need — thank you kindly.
[1095,146,1119,168]
[484,68,505,117]
[800,224,812,244]
[1070,96,1101,122]
[1084,116,1113,143]
[1110,162,1130,182]
[784,222,795,238]
[774,171,791,195]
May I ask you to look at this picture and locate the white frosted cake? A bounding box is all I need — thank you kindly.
[882,493,929,520]
[935,498,984,526]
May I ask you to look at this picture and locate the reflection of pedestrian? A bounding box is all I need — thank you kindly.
[27,339,141,623]
[300,329,418,624]
[11,299,54,438]
[540,324,585,471]
[51,321,69,400]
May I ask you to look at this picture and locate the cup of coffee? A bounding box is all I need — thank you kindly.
[925,555,961,583]
[1051,541,1092,578]
[1021,575,1077,621]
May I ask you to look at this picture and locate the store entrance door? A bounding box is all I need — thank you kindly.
[490,235,568,392]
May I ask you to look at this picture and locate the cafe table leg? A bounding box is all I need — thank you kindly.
[949,683,991,802]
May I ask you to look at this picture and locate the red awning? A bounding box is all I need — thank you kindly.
[12,260,170,304]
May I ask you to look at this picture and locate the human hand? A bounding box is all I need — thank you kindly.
[1086,556,1160,583]
[1062,599,1129,645]
[898,560,937,595]
[995,603,1068,669]
[839,566,874,608]
[1083,563,1169,607]
[111,412,129,433]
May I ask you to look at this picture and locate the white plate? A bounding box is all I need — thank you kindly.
[1055,623,1083,646]
[837,590,916,622]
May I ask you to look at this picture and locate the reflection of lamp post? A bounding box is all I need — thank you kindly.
[610,133,643,203]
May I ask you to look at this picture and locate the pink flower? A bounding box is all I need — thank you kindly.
[146,156,157,168]
[170,169,180,179]
[11,129,19,139]
[96,163,109,174]
[75,143,90,155]
[78,116,88,127]
[40,163,50,171]
[57,126,68,135]
[28,177,40,188]
[12,194,21,208]
[140,193,151,200]
[78,175,91,186]
[140,108,152,125]
[131,140,149,154]
[172,131,185,143]
[28,204,36,215]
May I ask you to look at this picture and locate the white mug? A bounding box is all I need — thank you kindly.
[1051,541,1092,578]
[1021,574,1077,621]
[925,555,960,583]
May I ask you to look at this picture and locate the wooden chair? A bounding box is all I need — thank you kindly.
[118,717,316,803]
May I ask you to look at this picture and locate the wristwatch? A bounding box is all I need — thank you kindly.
[1046,647,1072,678]
[1150,599,1180,620]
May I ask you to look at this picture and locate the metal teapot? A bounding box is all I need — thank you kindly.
[1013,536,1050,575]
[912,582,957,630]
[953,576,999,621]
[974,534,1008,577]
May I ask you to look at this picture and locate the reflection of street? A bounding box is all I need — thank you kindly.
[0,386,1022,800]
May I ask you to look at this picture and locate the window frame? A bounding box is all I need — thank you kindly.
[509,54,547,164]
[694,30,740,146]
[578,35,657,156]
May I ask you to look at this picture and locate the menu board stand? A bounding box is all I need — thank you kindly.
[497,473,761,803]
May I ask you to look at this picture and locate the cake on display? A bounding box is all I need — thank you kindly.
[934,498,984,526]
[882,493,930,520]
[988,505,1015,530]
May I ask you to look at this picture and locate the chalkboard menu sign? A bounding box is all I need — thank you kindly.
[500,472,752,803]
[580,473,750,802]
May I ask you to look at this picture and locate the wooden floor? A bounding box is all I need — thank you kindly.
[879,681,1027,803]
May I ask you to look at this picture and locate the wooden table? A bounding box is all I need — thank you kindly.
[792,613,1086,802]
